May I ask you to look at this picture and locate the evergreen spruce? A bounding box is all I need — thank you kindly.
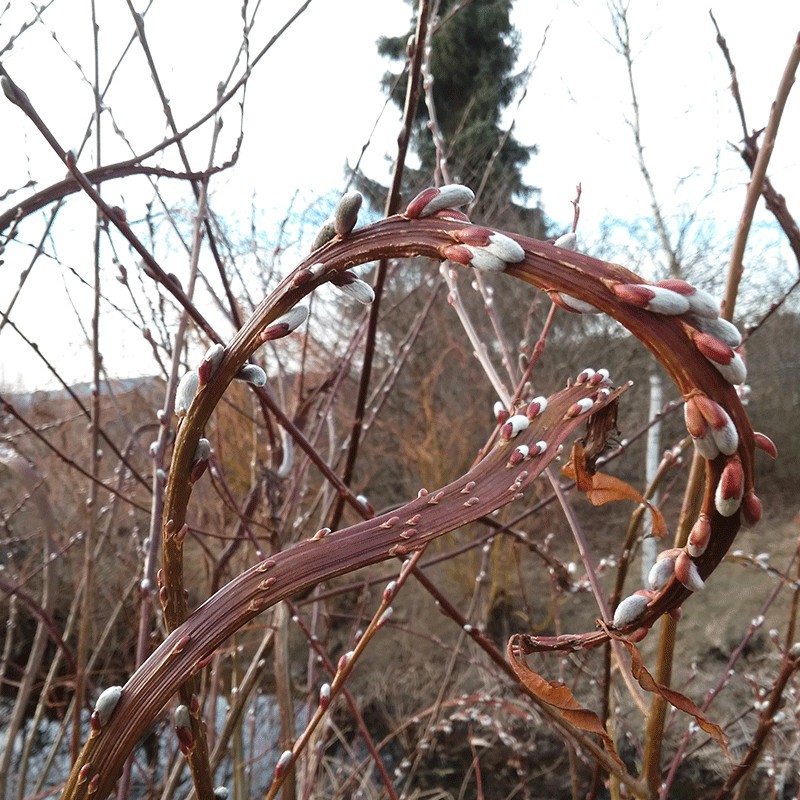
[371,0,546,234]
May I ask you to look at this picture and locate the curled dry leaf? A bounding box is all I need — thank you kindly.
[507,638,624,769]
[601,623,729,758]
[562,441,668,539]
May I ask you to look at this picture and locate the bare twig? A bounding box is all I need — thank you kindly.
[722,32,800,321]
[328,0,431,530]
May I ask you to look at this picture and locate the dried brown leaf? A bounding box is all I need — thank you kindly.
[563,442,668,538]
[603,624,729,758]
[507,639,624,768]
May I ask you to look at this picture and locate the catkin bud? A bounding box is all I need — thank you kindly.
[500,414,529,439]
[1,75,31,109]
[377,606,393,627]
[648,557,675,590]
[198,343,225,385]
[674,551,705,592]
[493,401,509,425]
[235,364,267,386]
[92,686,123,728]
[274,749,293,778]
[311,219,336,251]
[260,306,309,341]
[333,191,362,237]
[553,232,577,251]
[485,232,525,263]
[405,184,474,218]
[330,271,375,304]
[174,703,191,730]
[320,682,331,710]
[175,370,199,416]
[613,594,649,628]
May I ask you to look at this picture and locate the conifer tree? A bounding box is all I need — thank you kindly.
[373,0,545,234]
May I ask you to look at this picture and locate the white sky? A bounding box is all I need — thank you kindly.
[1,0,798,390]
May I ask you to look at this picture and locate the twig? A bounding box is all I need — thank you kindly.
[419,30,520,395]
[607,0,680,277]
[642,452,705,793]
[712,652,800,799]
[659,538,800,797]
[710,12,800,272]
[399,537,497,791]
[0,394,150,511]
[722,31,800,321]
[328,0,431,530]
[0,162,230,235]
[265,568,413,800]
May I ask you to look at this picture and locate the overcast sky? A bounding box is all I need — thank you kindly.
[1,1,798,390]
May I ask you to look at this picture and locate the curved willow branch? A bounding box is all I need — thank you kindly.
[63,377,625,798]
[61,187,766,799]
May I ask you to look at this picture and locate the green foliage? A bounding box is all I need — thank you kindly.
[374,0,543,230]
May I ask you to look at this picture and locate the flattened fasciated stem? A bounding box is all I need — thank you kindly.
[63,206,755,800]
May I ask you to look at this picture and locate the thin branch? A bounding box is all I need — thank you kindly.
[722,31,800,321]
[0,161,231,236]
[328,0,431,530]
